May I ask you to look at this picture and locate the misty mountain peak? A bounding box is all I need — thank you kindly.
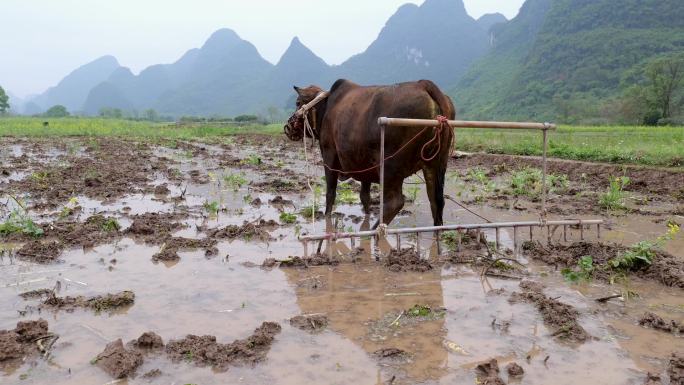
[477,12,508,32]
[201,28,242,52]
[420,0,467,15]
[277,36,327,70]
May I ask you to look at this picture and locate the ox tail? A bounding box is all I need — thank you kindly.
[419,79,456,159]
[419,79,456,120]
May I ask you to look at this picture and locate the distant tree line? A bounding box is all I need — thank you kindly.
[551,53,684,126]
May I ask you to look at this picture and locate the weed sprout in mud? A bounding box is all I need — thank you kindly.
[336,182,359,204]
[599,176,630,210]
[610,222,680,270]
[224,172,248,192]
[279,212,297,224]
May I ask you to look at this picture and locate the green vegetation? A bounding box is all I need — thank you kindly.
[0,117,281,138]
[455,125,684,167]
[279,212,297,224]
[599,176,630,210]
[610,222,680,270]
[440,230,469,250]
[223,172,248,192]
[0,86,9,114]
[509,167,568,197]
[203,201,219,215]
[561,256,594,283]
[336,182,359,204]
[0,207,43,238]
[44,105,70,118]
[242,154,262,166]
[101,218,121,232]
[454,0,684,124]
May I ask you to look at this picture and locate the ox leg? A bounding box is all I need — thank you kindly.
[360,181,372,214]
[373,181,404,229]
[324,169,339,216]
[423,166,445,226]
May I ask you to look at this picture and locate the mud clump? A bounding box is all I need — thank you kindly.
[385,248,433,272]
[476,358,506,385]
[95,339,143,379]
[125,213,186,240]
[263,255,339,269]
[142,368,162,379]
[509,281,590,343]
[373,348,412,364]
[46,215,121,248]
[506,362,524,377]
[0,319,49,362]
[207,219,277,242]
[165,321,281,371]
[131,332,164,350]
[152,237,217,262]
[16,240,64,263]
[639,312,683,334]
[522,241,684,288]
[289,315,328,332]
[42,290,135,312]
[19,288,54,299]
[670,353,684,385]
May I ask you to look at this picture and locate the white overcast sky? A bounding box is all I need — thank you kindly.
[1,0,525,97]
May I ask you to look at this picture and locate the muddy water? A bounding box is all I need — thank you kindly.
[1,138,682,384]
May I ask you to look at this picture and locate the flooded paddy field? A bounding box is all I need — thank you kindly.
[0,135,682,385]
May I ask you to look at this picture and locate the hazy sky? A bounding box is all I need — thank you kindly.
[1,0,525,98]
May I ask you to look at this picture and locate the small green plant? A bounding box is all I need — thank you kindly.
[299,204,319,219]
[441,230,468,250]
[466,167,495,192]
[561,256,594,282]
[405,185,420,203]
[0,206,43,238]
[223,172,248,191]
[59,197,79,219]
[101,218,120,232]
[609,222,679,270]
[30,171,49,183]
[599,176,630,210]
[279,211,297,224]
[510,167,569,197]
[203,201,219,215]
[336,182,359,204]
[275,160,285,168]
[242,154,262,166]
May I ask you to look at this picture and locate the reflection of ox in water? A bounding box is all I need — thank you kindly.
[284,79,455,228]
[280,232,448,382]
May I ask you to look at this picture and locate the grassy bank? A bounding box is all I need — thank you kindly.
[1,117,682,167]
[0,117,282,138]
[455,125,684,167]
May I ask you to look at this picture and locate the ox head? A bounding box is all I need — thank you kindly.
[284,85,326,141]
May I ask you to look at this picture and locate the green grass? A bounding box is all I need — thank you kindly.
[2,118,683,168]
[454,125,684,167]
[0,117,281,138]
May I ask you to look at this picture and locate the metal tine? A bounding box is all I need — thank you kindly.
[495,228,501,251]
[395,234,401,251]
[597,224,601,239]
[513,226,518,252]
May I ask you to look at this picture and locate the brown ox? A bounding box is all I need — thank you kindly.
[284,79,455,228]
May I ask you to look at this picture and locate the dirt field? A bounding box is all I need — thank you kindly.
[1,135,682,384]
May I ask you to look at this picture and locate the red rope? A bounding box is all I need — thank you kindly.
[322,115,453,175]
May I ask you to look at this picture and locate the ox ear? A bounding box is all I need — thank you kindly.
[293,85,302,95]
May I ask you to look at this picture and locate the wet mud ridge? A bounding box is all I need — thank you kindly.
[0,319,53,364]
[93,322,282,379]
[15,214,124,263]
[523,241,684,288]
[40,290,135,313]
[639,312,684,334]
[509,281,590,343]
[289,314,329,333]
